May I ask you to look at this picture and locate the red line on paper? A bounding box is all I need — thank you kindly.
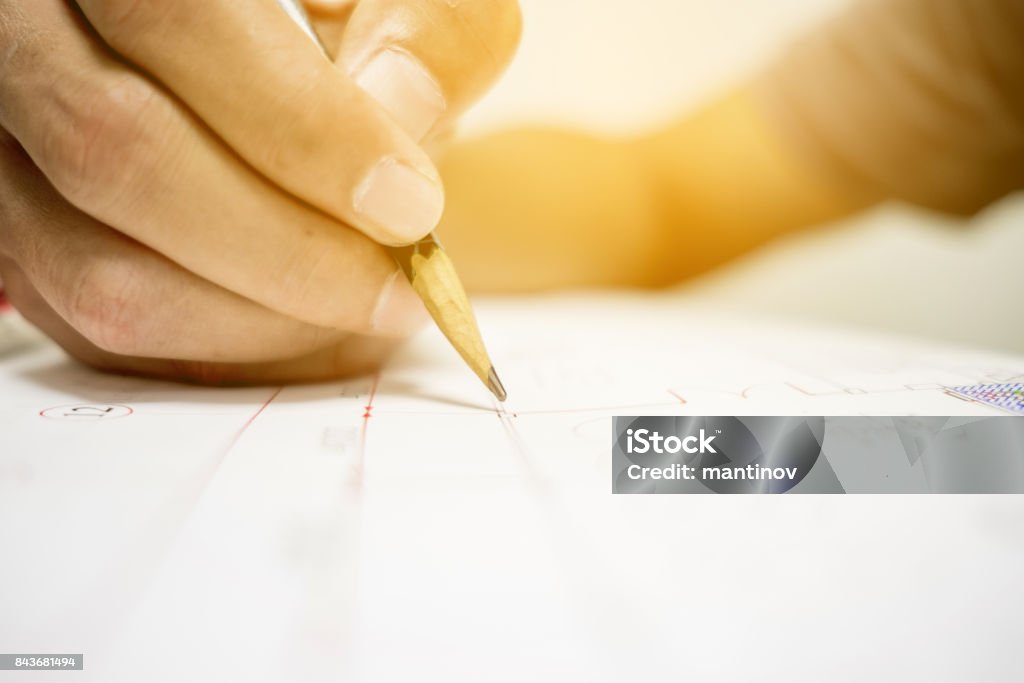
[175,386,282,523]
[338,372,381,669]
[97,385,282,640]
[362,374,379,419]
[222,387,282,456]
[668,390,687,405]
[356,373,380,477]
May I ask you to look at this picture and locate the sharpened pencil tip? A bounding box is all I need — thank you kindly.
[487,366,508,402]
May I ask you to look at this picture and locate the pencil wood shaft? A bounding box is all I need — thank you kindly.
[393,237,506,401]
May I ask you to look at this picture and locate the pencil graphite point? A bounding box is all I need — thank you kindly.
[488,367,508,403]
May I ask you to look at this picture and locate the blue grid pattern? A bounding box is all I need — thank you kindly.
[950,383,1024,415]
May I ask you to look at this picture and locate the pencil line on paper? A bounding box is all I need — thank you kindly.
[496,407,547,495]
[513,401,681,416]
[492,397,644,675]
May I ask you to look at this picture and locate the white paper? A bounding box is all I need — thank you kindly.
[1,294,1022,682]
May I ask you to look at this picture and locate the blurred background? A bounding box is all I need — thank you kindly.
[459,0,1024,354]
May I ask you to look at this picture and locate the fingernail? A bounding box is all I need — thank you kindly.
[372,269,430,334]
[354,158,444,244]
[353,48,446,141]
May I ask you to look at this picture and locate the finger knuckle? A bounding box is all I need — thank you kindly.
[276,242,363,328]
[257,73,334,176]
[0,158,43,260]
[66,258,146,355]
[42,75,161,216]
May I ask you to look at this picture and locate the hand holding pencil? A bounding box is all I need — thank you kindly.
[0,0,520,385]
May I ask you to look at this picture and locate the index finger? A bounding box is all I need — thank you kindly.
[75,0,443,246]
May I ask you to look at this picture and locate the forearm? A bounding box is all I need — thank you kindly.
[441,0,1024,293]
[439,87,876,291]
[637,86,878,283]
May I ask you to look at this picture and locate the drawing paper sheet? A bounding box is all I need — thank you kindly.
[1,294,1023,682]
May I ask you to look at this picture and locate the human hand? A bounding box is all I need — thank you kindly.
[0,0,520,383]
